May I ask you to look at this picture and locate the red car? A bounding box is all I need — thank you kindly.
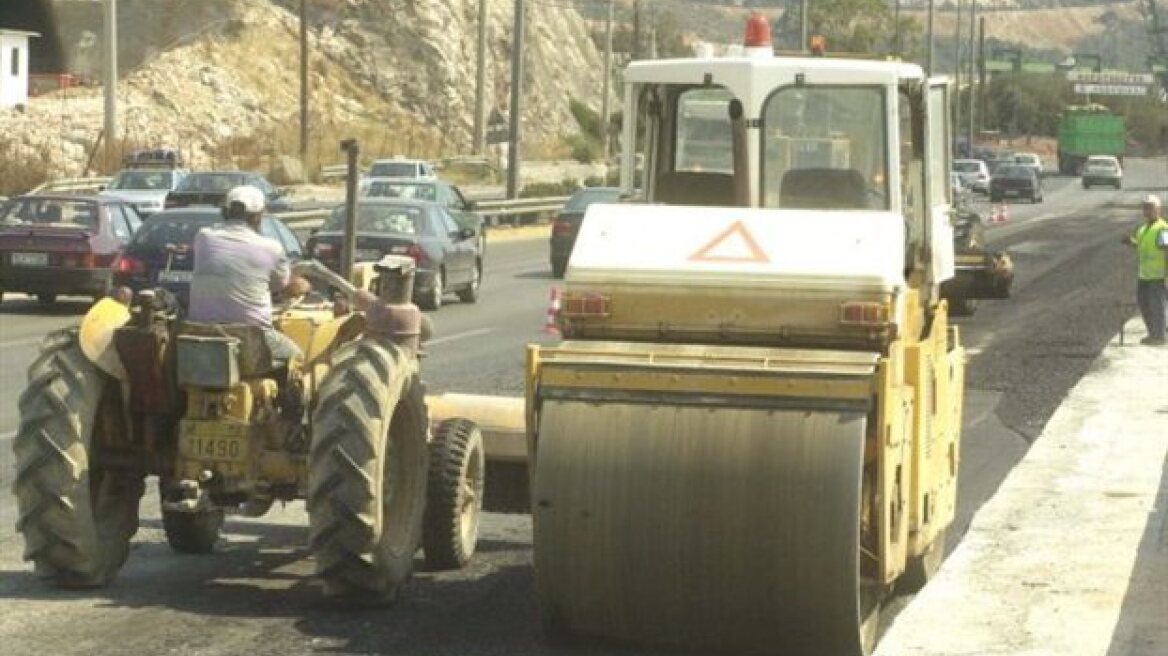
[0,195,141,305]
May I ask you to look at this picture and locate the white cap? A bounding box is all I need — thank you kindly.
[1142,194,1161,207]
[224,185,266,213]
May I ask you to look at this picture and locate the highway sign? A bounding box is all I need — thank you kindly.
[1073,83,1148,96]
[1066,71,1155,85]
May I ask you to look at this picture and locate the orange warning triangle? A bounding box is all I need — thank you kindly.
[688,220,769,263]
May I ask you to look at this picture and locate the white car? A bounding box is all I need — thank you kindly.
[953,159,990,194]
[99,168,187,217]
[1081,155,1123,190]
[1013,152,1043,177]
[366,158,437,180]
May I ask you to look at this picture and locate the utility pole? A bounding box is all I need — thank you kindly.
[968,1,978,151]
[977,16,986,139]
[473,0,488,154]
[954,0,962,142]
[894,0,902,55]
[801,0,809,52]
[299,0,308,159]
[600,0,614,165]
[926,0,935,75]
[633,0,642,59]
[102,0,117,158]
[506,0,525,199]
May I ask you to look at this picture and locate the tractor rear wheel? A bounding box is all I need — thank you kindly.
[423,418,485,570]
[13,329,143,588]
[308,339,429,604]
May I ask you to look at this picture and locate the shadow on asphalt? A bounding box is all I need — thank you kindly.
[0,297,92,316]
[0,512,677,656]
[515,270,555,281]
[1104,449,1168,656]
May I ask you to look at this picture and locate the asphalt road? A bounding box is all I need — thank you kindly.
[0,158,1164,656]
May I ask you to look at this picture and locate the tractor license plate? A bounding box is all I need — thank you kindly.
[11,252,48,266]
[179,421,249,463]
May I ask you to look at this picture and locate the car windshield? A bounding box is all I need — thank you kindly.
[0,198,100,230]
[132,212,220,248]
[564,188,621,212]
[175,173,249,192]
[323,205,429,235]
[369,162,419,178]
[1086,159,1117,169]
[109,170,174,190]
[365,181,437,201]
[953,161,981,173]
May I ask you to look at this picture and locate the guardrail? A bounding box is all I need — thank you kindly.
[30,177,112,195]
[278,195,569,234]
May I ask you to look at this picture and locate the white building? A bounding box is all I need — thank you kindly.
[0,29,40,108]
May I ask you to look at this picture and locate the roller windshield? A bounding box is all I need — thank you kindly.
[761,86,889,210]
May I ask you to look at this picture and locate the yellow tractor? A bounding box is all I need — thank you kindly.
[511,17,1013,656]
[13,253,485,602]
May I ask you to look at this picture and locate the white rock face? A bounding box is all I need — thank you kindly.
[2,0,604,180]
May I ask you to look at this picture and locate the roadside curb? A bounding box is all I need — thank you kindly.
[875,320,1168,656]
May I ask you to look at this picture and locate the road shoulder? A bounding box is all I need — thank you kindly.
[876,319,1168,656]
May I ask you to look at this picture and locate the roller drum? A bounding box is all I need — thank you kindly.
[533,400,873,655]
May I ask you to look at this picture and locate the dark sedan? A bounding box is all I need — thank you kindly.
[989,164,1043,203]
[305,199,481,310]
[550,187,622,278]
[0,195,141,305]
[164,171,291,212]
[363,178,485,253]
[110,208,304,307]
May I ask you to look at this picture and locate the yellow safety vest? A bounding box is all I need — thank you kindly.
[1135,218,1168,280]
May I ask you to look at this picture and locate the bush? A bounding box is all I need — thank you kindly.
[0,137,52,197]
[519,178,581,198]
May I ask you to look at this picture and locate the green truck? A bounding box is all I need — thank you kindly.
[1056,104,1126,175]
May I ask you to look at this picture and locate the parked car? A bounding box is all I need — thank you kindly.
[1012,152,1044,177]
[989,164,1043,203]
[1080,155,1123,190]
[100,167,186,216]
[110,208,304,308]
[305,199,481,310]
[0,195,141,305]
[366,158,437,180]
[952,159,990,194]
[550,187,623,278]
[362,178,485,253]
[164,171,291,212]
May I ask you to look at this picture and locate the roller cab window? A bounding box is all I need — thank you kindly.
[761,86,889,210]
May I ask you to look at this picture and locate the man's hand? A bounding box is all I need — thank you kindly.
[282,275,312,298]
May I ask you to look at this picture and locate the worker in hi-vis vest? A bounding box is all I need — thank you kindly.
[1123,194,1168,346]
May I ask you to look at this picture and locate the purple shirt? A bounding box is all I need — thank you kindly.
[188,223,289,328]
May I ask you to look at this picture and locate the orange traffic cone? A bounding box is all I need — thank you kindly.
[544,287,561,335]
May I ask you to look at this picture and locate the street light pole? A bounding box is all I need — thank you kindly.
[600,0,614,166]
[473,0,488,154]
[103,0,117,158]
[506,0,525,199]
[299,0,308,159]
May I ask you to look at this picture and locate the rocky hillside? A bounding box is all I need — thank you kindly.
[1,0,603,181]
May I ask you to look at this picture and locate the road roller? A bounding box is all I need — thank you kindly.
[520,16,975,655]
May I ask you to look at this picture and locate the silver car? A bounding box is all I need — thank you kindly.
[953,159,990,194]
[99,168,186,217]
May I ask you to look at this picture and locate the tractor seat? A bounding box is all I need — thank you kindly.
[176,322,278,377]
